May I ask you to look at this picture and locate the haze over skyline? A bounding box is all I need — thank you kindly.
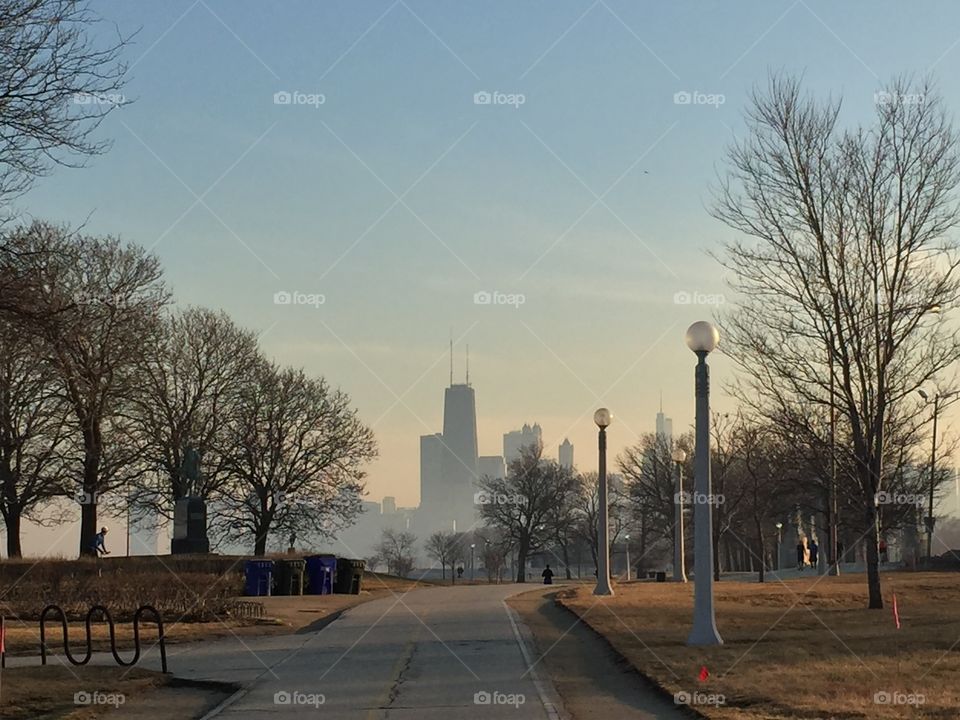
[16,1,960,555]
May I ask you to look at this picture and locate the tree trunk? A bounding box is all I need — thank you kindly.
[865,503,883,609]
[561,542,572,580]
[254,528,268,556]
[6,509,22,558]
[78,427,101,557]
[516,540,528,583]
[756,519,765,583]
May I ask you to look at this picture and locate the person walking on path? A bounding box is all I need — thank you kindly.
[796,539,806,570]
[541,565,554,585]
[809,539,819,569]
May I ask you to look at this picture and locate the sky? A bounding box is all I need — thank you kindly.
[17,0,960,554]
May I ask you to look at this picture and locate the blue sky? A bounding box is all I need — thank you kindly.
[19,1,960,551]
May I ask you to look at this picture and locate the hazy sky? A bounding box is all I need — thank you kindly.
[19,0,960,553]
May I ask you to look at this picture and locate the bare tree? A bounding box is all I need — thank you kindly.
[0,320,74,556]
[1,222,168,555]
[374,528,417,577]
[217,361,377,556]
[425,530,456,581]
[478,445,579,582]
[0,0,129,208]
[714,73,960,608]
[130,307,261,515]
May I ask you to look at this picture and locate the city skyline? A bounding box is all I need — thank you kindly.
[14,1,960,555]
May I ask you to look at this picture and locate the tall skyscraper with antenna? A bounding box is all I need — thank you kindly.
[420,341,480,533]
[656,391,673,442]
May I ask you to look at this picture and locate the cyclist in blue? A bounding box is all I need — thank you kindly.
[91,526,111,556]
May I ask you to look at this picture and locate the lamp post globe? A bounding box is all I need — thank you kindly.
[686,321,720,354]
[594,407,614,596]
[594,408,612,428]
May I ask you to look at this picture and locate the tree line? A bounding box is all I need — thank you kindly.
[0,222,377,556]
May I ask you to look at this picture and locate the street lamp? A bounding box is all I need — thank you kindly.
[918,389,956,562]
[594,407,614,596]
[775,522,783,572]
[685,321,723,646]
[672,448,688,582]
[470,543,476,581]
[624,533,631,581]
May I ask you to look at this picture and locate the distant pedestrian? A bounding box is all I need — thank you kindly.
[796,540,805,570]
[542,565,554,585]
[457,566,464,579]
[879,539,888,563]
[91,526,110,556]
[809,539,819,568]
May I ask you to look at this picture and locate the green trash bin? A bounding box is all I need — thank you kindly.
[274,558,305,596]
[334,558,365,594]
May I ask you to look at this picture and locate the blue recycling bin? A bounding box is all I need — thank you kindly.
[244,559,274,596]
[305,555,337,595]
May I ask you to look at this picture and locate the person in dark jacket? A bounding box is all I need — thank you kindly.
[809,539,819,568]
[541,565,554,585]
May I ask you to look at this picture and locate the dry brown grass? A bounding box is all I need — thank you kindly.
[557,571,960,719]
[0,567,437,655]
[0,665,165,719]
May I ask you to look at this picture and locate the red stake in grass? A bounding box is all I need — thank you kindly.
[892,593,901,630]
[698,666,709,682]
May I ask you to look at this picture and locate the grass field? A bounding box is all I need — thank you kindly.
[556,572,960,719]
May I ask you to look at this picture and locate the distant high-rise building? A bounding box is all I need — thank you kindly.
[656,394,673,442]
[559,439,574,470]
[382,496,397,515]
[419,433,445,514]
[503,423,542,464]
[478,455,506,482]
[417,344,481,536]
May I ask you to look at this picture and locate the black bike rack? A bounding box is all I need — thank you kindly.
[39,604,167,673]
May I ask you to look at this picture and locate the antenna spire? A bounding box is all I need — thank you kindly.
[466,344,470,385]
[659,390,663,413]
[449,331,453,387]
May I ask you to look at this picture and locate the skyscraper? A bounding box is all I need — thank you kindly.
[503,423,542,464]
[656,394,673,442]
[559,438,574,470]
[417,345,481,535]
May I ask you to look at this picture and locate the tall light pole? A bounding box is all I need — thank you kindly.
[470,543,476,581]
[775,522,783,572]
[686,321,723,646]
[594,408,614,596]
[672,448,688,582]
[918,389,955,562]
[624,533,631,581]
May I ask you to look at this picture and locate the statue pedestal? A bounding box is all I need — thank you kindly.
[172,497,209,554]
